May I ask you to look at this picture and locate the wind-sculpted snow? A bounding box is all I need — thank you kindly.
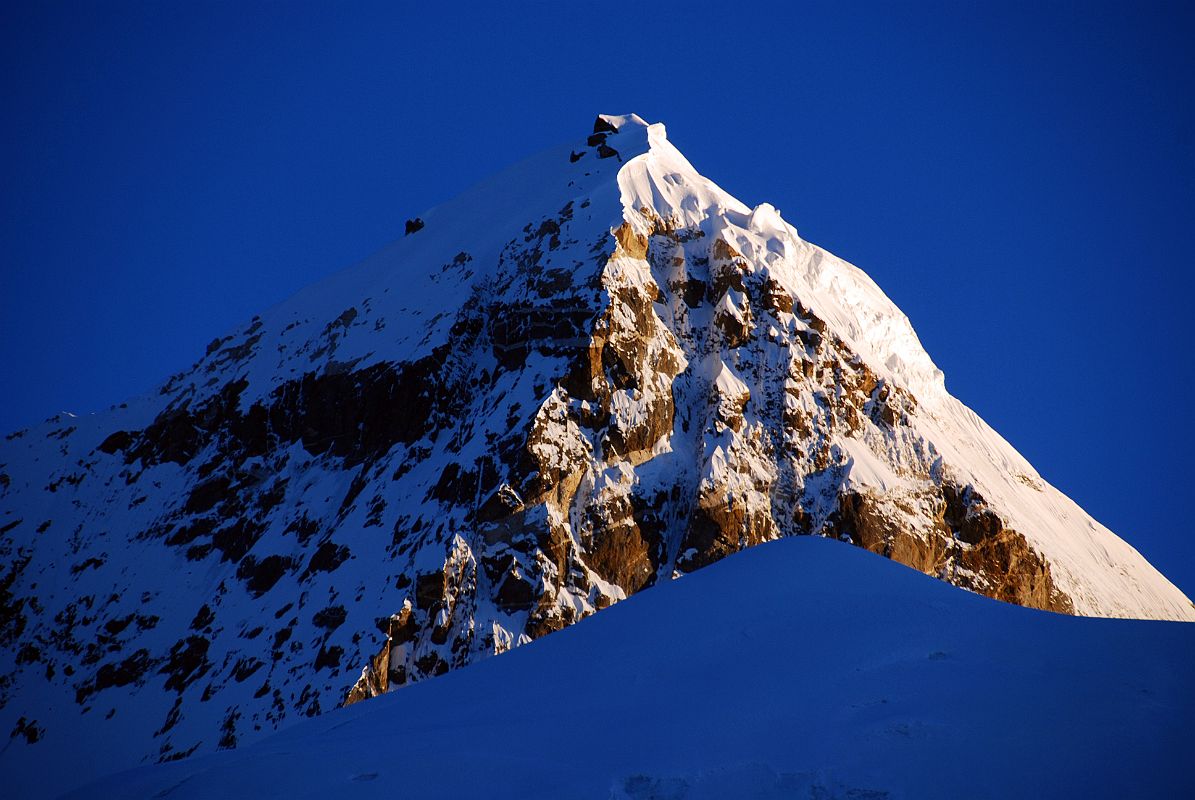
[1,113,1191,799]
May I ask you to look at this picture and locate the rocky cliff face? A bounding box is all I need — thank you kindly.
[1,113,1191,798]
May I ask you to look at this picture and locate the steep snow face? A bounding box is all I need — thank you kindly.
[604,115,1190,619]
[0,113,1191,799]
[615,119,947,403]
[71,538,1195,800]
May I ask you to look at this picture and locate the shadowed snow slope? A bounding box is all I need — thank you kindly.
[74,537,1195,800]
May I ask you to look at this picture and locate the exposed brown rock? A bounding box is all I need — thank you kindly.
[581,493,664,595]
[761,278,794,314]
[830,485,1073,615]
[834,491,949,574]
[677,494,776,573]
[613,222,649,260]
[343,638,390,706]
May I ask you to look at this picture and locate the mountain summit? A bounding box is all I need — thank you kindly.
[1,113,1191,798]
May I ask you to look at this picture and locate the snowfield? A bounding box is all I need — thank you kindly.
[73,537,1195,800]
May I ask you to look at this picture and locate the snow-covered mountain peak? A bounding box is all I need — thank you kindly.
[1,112,1191,800]
[610,114,946,403]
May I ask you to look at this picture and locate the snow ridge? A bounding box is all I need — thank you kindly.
[608,113,1190,620]
[614,115,947,402]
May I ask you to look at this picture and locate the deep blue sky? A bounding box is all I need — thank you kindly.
[3,2,1193,598]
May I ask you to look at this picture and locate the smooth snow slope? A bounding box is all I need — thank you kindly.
[75,537,1195,800]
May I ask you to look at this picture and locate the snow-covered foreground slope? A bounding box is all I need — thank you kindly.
[75,537,1195,800]
[2,113,1192,798]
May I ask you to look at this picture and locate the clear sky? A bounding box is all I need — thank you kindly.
[3,2,1193,597]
